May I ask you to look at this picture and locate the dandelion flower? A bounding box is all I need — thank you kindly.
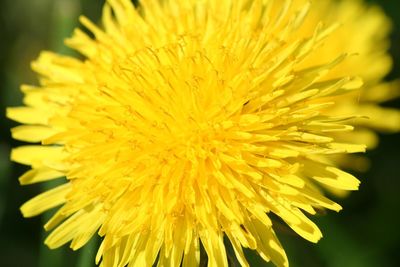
[294,0,400,174]
[9,0,392,266]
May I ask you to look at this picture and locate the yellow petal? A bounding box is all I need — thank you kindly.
[7,107,50,125]
[250,218,288,267]
[11,125,58,143]
[21,183,70,217]
[286,210,323,243]
[70,206,105,250]
[225,233,250,267]
[314,167,360,190]
[19,167,64,185]
[200,229,228,267]
[45,209,85,249]
[182,235,200,267]
[11,145,65,167]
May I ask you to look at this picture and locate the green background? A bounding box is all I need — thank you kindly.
[0,0,399,266]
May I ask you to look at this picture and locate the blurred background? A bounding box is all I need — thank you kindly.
[0,0,399,266]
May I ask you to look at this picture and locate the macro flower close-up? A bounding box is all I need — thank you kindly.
[1,0,399,267]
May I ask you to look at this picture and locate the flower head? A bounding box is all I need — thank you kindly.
[295,0,400,174]
[8,0,398,266]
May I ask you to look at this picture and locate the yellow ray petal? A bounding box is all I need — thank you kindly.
[21,183,70,217]
[7,107,51,125]
[11,125,59,143]
[11,145,65,167]
[19,167,64,185]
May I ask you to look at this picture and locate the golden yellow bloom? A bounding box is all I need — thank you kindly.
[295,0,400,174]
[7,0,398,266]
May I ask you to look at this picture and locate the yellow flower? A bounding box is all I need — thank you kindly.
[295,0,400,175]
[7,0,397,266]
